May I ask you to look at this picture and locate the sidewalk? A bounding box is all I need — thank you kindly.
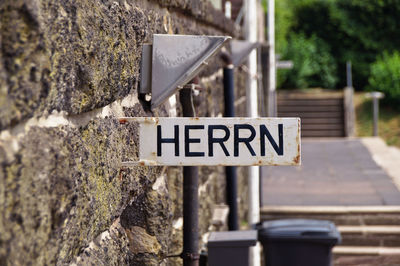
[262,138,400,206]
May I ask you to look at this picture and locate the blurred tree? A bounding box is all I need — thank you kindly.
[278,34,337,89]
[336,0,400,89]
[275,0,400,91]
[275,0,293,54]
[369,51,400,107]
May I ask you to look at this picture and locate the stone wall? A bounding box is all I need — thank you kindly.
[0,0,248,265]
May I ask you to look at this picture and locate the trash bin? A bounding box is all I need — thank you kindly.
[258,219,341,266]
[208,230,258,266]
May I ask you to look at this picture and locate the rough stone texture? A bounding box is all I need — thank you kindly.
[155,0,238,35]
[0,111,164,264]
[70,219,132,266]
[0,0,238,130]
[0,1,52,130]
[0,0,248,265]
[1,0,144,129]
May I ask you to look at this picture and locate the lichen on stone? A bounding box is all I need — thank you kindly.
[0,0,244,265]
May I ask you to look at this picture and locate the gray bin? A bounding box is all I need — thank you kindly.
[258,219,341,266]
[208,230,257,266]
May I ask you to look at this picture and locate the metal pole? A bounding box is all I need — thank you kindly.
[373,97,379,136]
[180,88,199,266]
[244,0,261,265]
[346,61,353,88]
[268,0,276,117]
[225,1,232,19]
[224,66,235,117]
[223,65,239,231]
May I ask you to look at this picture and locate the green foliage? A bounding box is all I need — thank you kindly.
[336,0,400,52]
[288,0,354,88]
[275,0,400,92]
[275,0,294,53]
[355,93,400,147]
[278,34,337,89]
[335,0,400,89]
[369,51,400,106]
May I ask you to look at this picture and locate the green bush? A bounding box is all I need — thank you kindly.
[278,34,338,89]
[368,51,400,106]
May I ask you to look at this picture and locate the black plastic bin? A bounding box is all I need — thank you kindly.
[258,219,341,266]
[207,230,257,266]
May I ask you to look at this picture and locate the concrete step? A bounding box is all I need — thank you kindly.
[334,255,400,266]
[279,105,344,112]
[333,246,400,266]
[278,90,343,99]
[338,226,400,247]
[333,246,400,256]
[261,206,400,226]
[277,90,345,138]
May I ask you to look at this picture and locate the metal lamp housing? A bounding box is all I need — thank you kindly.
[230,40,260,67]
[140,34,231,108]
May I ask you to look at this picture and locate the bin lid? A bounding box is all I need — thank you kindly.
[258,219,341,245]
[208,230,258,247]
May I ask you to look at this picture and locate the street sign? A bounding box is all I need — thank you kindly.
[365,91,384,99]
[276,60,293,69]
[120,117,301,166]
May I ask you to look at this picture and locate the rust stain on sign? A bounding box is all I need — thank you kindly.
[293,154,300,165]
[119,119,128,125]
[119,117,301,166]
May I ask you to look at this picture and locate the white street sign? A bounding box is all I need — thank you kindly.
[276,60,294,69]
[120,117,301,166]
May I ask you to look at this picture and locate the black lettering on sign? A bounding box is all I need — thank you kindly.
[260,124,283,156]
[185,125,205,157]
[234,124,256,157]
[208,125,230,157]
[157,125,179,156]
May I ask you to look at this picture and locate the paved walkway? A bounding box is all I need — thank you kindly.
[262,138,400,206]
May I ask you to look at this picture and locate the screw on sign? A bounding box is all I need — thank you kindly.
[119,117,301,166]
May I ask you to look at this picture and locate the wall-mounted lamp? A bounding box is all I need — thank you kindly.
[140,34,231,108]
[230,40,260,67]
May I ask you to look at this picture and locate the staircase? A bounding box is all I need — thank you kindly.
[261,206,400,265]
[270,90,399,264]
[277,90,349,138]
